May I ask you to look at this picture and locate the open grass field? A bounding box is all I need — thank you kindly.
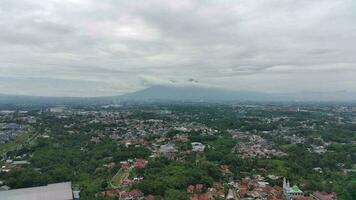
[110,168,127,188]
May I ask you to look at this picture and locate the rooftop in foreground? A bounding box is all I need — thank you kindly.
[0,182,73,200]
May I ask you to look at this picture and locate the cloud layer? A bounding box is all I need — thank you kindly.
[1,0,356,96]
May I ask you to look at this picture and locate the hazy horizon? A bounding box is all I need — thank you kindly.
[1,0,356,97]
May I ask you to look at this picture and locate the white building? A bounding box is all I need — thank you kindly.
[191,142,205,152]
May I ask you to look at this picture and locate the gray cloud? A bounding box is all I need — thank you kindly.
[0,0,356,96]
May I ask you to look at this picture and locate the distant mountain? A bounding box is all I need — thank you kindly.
[1,86,356,106]
[118,85,287,102]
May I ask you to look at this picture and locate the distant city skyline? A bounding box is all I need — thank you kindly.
[1,0,356,97]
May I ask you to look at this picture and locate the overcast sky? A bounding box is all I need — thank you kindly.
[0,0,355,97]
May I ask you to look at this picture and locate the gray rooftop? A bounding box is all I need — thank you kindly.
[0,182,73,200]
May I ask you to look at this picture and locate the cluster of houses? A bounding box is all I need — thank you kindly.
[159,143,178,159]
[0,159,30,173]
[283,134,305,144]
[0,110,36,144]
[85,119,337,200]
[62,108,217,139]
[156,141,206,160]
[187,182,224,200]
[99,158,148,200]
[101,188,144,200]
[231,131,287,158]
[309,145,327,154]
[0,151,340,198]
[184,176,337,200]
[0,123,26,144]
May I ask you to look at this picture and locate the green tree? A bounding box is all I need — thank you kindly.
[164,189,189,200]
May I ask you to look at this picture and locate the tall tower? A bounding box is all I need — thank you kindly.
[283,177,291,200]
[287,181,290,189]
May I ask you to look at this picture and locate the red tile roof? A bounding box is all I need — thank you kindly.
[191,194,209,200]
[130,189,143,198]
[239,187,248,197]
[134,159,147,169]
[312,191,337,200]
[146,194,155,200]
[241,178,250,186]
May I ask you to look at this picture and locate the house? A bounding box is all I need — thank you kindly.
[116,189,143,200]
[191,193,209,200]
[3,160,29,167]
[120,161,130,170]
[159,144,177,159]
[145,195,155,200]
[312,146,327,154]
[212,182,225,199]
[187,185,195,194]
[187,184,204,194]
[101,190,119,198]
[129,189,143,200]
[311,191,337,200]
[239,187,248,198]
[90,136,100,144]
[174,134,189,142]
[191,142,205,152]
[49,107,65,113]
[134,159,147,169]
[195,184,203,192]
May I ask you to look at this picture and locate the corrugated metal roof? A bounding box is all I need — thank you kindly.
[0,182,73,200]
